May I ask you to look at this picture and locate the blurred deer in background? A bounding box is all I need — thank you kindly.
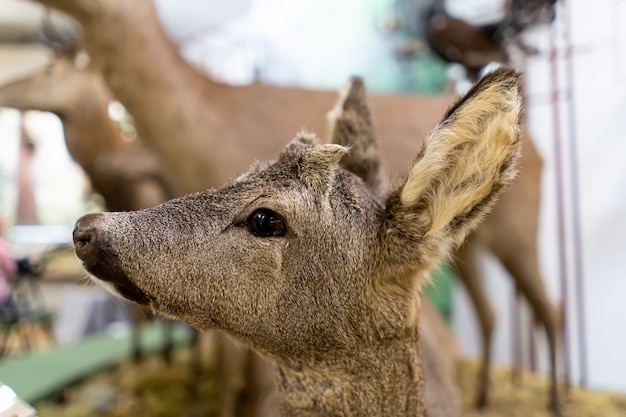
[73,68,522,417]
[23,0,557,413]
[0,57,176,211]
[423,0,506,81]
[0,56,180,363]
[422,0,557,80]
[26,0,453,196]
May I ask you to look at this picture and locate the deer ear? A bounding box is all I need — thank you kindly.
[296,143,348,196]
[380,68,523,276]
[327,76,384,194]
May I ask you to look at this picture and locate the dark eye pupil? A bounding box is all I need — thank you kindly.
[247,209,287,237]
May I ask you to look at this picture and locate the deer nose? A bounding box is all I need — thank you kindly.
[72,213,151,305]
[73,213,103,263]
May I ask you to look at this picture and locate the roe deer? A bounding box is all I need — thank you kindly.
[29,0,455,195]
[28,1,558,411]
[421,0,557,79]
[72,68,522,416]
[422,0,506,81]
[0,57,176,211]
[27,2,558,410]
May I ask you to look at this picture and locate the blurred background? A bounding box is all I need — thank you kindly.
[0,0,625,416]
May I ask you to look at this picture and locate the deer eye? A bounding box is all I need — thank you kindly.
[246,209,287,237]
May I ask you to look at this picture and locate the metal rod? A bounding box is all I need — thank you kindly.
[548,20,572,389]
[562,0,589,388]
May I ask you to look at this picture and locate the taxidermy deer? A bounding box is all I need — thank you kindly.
[72,68,522,417]
[0,57,175,211]
[422,0,557,79]
[29,0,558,412]
[0,56,178,362]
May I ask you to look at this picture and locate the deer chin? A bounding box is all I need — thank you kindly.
[77,257,153,306]
[102,277,152,306]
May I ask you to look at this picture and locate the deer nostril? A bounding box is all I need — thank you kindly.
[73,213,103,260]
[73,226,98,262]
[72,226,94,247]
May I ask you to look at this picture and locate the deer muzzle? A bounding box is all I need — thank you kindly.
[73,213,152,305]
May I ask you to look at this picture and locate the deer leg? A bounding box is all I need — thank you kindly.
[454,242,495,409]
[482,169,560,413]
[498,251,560,415]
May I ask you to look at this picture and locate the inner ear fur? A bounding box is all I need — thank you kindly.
[379,67,523,280]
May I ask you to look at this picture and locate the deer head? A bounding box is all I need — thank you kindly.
[0,56,109,119]
[73,68,522,416]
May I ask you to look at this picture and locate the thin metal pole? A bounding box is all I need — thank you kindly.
[519,51,537,378]
[562,0,588,388]
[548,21,571,389]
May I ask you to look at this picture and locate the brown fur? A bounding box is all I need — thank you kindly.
[73,69,523,417]
[30,0,455,196]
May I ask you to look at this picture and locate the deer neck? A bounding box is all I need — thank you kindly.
[274,326,426,417]
[65,0,222,194]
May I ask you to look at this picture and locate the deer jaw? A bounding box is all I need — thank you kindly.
[73,68,522,416]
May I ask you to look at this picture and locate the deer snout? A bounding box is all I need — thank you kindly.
[73,213,152,305]
[73,213,101,262]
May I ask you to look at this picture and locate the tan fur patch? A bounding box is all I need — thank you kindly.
[400,69,522,236]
